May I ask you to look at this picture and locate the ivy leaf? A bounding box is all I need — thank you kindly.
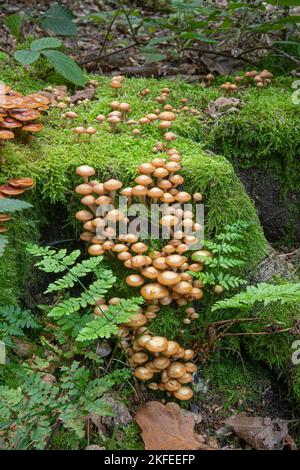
[14,50,40,66]
[31,37,62,51]
[42,50,86,86]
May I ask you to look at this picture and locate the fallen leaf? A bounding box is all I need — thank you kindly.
[206,97,241,119]
[225,413,290,450]
[70,86,96,103]
[135,401,217,450]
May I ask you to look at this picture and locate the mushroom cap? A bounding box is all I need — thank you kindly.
[0,130,14,140]
[158,120,172,129]
[132,185,147,197]
[259,69,273,79]
[144,336,168,353]
[0,185,25,196]
[152,357,170,370]
[165,380,181,392]
[152,257,168,270]
[104,179,123,192]
[158,111,176,121]
[135,175,153,186]
[141,266,159,279]
[140,282,169,300]
[95,195,113,205]
[88,244,104,256]
[162,340,181,357]
[172,281,193,295]
[119,102,131,112]
[76,165,95,178]
[76,185,93,197]
[160,193,175,204]
[175,191,191,203]
[106,209,124,222]
[132,352,148,364]
[153,167,169,179]
[131,255,148,268]
[173,386,193,400]
[166,254,186,267]
[157,271,181,286]
[126,274,145,287]
[158,179,172,190]
[10,109,41,121]
[81,195,96,206]
[75,210,94,222]
[147,187,164,199]
[108,115,121,124]
[138,163,155,174]
[160,215,179,227]
[22,123,43,132]
[131,242,148,254]
[0,117,22,129]
[134,367,153,381]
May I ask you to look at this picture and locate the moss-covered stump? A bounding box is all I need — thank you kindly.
[195,82,300,243]
[0,73,267,306]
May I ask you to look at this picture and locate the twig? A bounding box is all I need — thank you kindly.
[218,326,293,338]
[97,11,120,63]
[79,44,137,66]
[44,418,62,450]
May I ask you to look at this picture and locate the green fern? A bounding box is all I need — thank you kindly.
[191,221,249,291]
[76,297,144,342]
[212,282,300,311]
[26,244,81,273]
[0,306,40,346]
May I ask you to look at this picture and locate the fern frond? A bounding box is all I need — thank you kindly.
[212,282,300,311]
[48,273,116,318]
[45,257,103,293]
[27,244,80,273]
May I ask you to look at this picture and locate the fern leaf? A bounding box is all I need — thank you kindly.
[212,282,300,311]
[45,257,103,293]
[76,318,119,341]
[48,274,116,318]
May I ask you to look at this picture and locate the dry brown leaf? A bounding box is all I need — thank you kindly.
[225,413,290,450]
[135,401,217,450]
[70,86,96,103]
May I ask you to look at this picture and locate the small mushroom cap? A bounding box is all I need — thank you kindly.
[88,244,104,256]
[175,191,191,203]
[138,163,155,174]
[131,242,148,253]
[0,130,14,140]
[173,386,193,400]
[0,185,25,196]
[147,187,164,199]
[1,117,22,129]
[172,281,193,295]
[104,179,123,192]
[22,123,43,132]
[167,362,186,378]
[158,111,176,121]
[76,165,96,178]
[135,175,153,186]
[10,109,41,121]
[141,266,159,279]
[157,271,181,286]
[166,254,186,268]
[134,367,153,381]
[165,379,181,392]
[75,210,94,222]
[126,274,145,287]
[140,282,169,300]
[144,336,168,353]
[8,178,34,189]
[132,185,147,197]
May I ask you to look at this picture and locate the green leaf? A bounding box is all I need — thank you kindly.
[0,235,8,257]
[40,5,76,36]
[31,37,62,51]
[266,0,300,5]
[14,50,40,66]
[5,14,23,39]
[0,198,33,213]
[42,50,86,86]
[144,52,166,63]
[180,31,218,44]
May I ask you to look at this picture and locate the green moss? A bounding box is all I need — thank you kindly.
[106,423,144,450]
[0,68,266,270]
[198,354,272,414]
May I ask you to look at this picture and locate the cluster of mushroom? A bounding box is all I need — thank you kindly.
[0,84,49,144]
[110,75,124,93]
[0,177,34,234]
[93,296,197,400]
[75,149,205,309]
[220,69,274,93]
